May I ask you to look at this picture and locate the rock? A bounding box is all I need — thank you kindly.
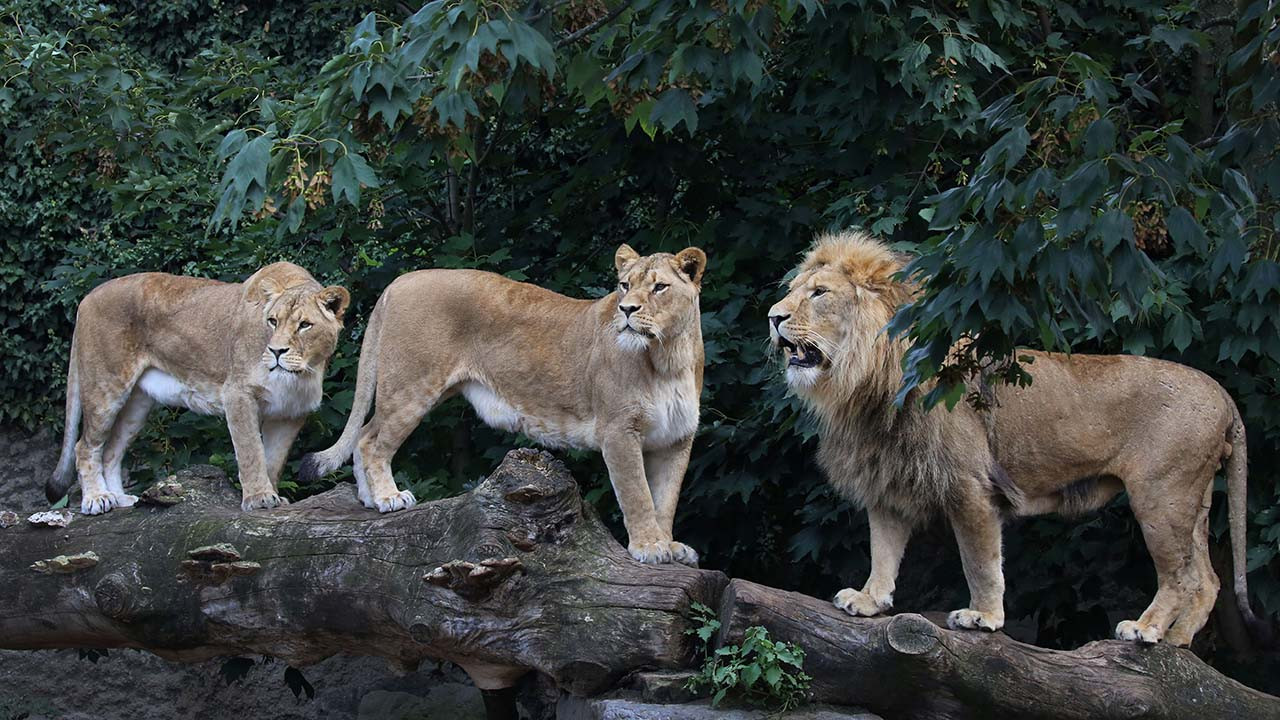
[0,427,59,510]
[27,509,73,528]
[0,650,495,720]
[356,683,487,719]
[31,551,100,574]
[629,671,704,704]
[557,695,883,720]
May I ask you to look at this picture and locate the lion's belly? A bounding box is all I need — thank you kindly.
[139,368,223,415]
[461,381,596,450]
[643,373,699,449]
[138,367,320,420]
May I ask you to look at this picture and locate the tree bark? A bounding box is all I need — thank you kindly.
[3,452,1278,719]
[0,449,727,695]
[717,579,1280,720]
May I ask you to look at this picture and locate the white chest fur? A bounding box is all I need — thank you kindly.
[643,370,699,449]
[259,370,323,419]
[138,367,320,420]
[461,380,596,450]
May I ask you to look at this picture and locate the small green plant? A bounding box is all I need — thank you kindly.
[684,601,812,711]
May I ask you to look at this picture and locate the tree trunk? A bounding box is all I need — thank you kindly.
[3,452,1277,719]
[0,449,727,695]
[717,579,1280,720]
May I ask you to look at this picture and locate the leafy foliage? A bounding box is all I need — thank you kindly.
[684,602,812,710]
[2,0,1278,692]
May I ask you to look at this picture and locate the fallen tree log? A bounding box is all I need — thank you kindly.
[3,450,1277,719]
[717,579,1280,720]
[0,449,727,695]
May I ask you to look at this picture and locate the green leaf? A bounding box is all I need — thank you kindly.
[650,88,698,135]
[331,152,380,206]
[1083,117,1116,157]
[1165,206,1207,254]
[225,134,272,196]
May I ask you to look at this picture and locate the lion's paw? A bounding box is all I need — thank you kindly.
[668,541,700,567]
[834,588,890,617]
[374,490,416,513]
[947,608,1004,632]
[241,491,288,511]
[81,492,123,515]
[628,541,673,565]
[112,493,139,508]
[1115,620,1162,644]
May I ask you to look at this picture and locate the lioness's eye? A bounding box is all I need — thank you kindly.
[619,282,630,291]
[267,317,277,327]
[811,287,828,298]
[654,283,669,293]
[299,321,312,330]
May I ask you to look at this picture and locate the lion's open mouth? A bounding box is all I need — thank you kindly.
[777,336,824,368]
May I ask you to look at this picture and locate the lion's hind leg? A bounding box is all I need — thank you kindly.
[1116,461,1215,644]
[99,385,154,509]
[75,375,138,515]
[1163,483,1220,647]
[355,379,447,513]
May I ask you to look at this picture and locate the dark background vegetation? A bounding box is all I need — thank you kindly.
[2,0,1277,693]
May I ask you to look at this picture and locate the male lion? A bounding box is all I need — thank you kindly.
[300,245,706,565]
[47,263,350,514]
[767,231,1263,646]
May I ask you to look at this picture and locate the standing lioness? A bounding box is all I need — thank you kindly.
[47,263,350,514]
[301,245,706,565]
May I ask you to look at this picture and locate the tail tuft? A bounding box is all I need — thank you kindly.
[45,470,74,504]
[298,452,328,486]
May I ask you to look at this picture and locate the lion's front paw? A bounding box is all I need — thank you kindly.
[834,588,890,617]
[81,492,123,515]
[373,490,416,513]
[241,491,288,511]
[628,541,673,564]
[1115,620,1162,644]
[667,541,700,567]
[947,608,1004,632]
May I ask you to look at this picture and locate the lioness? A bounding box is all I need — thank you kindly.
[767,231,1263,646]
[301,245,706,565]
[47,263,350,514]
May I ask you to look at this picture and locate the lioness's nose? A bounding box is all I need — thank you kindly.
[769,313,790,329]
[270,347,288,359]
[619,304,640,317]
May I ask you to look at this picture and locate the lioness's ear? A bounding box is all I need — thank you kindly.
[251,276,284,306]
[674,247,707,287]
[316,286,350,321]
[615,244,640,273]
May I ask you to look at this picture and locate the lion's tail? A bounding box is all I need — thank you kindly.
[47,333,81,503]
[299,293,384,485]
[1225,396,1272,646]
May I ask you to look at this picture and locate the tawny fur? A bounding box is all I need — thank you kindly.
[300,245,707,566]
[768,230,1263,646]
[48,263,349,514]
